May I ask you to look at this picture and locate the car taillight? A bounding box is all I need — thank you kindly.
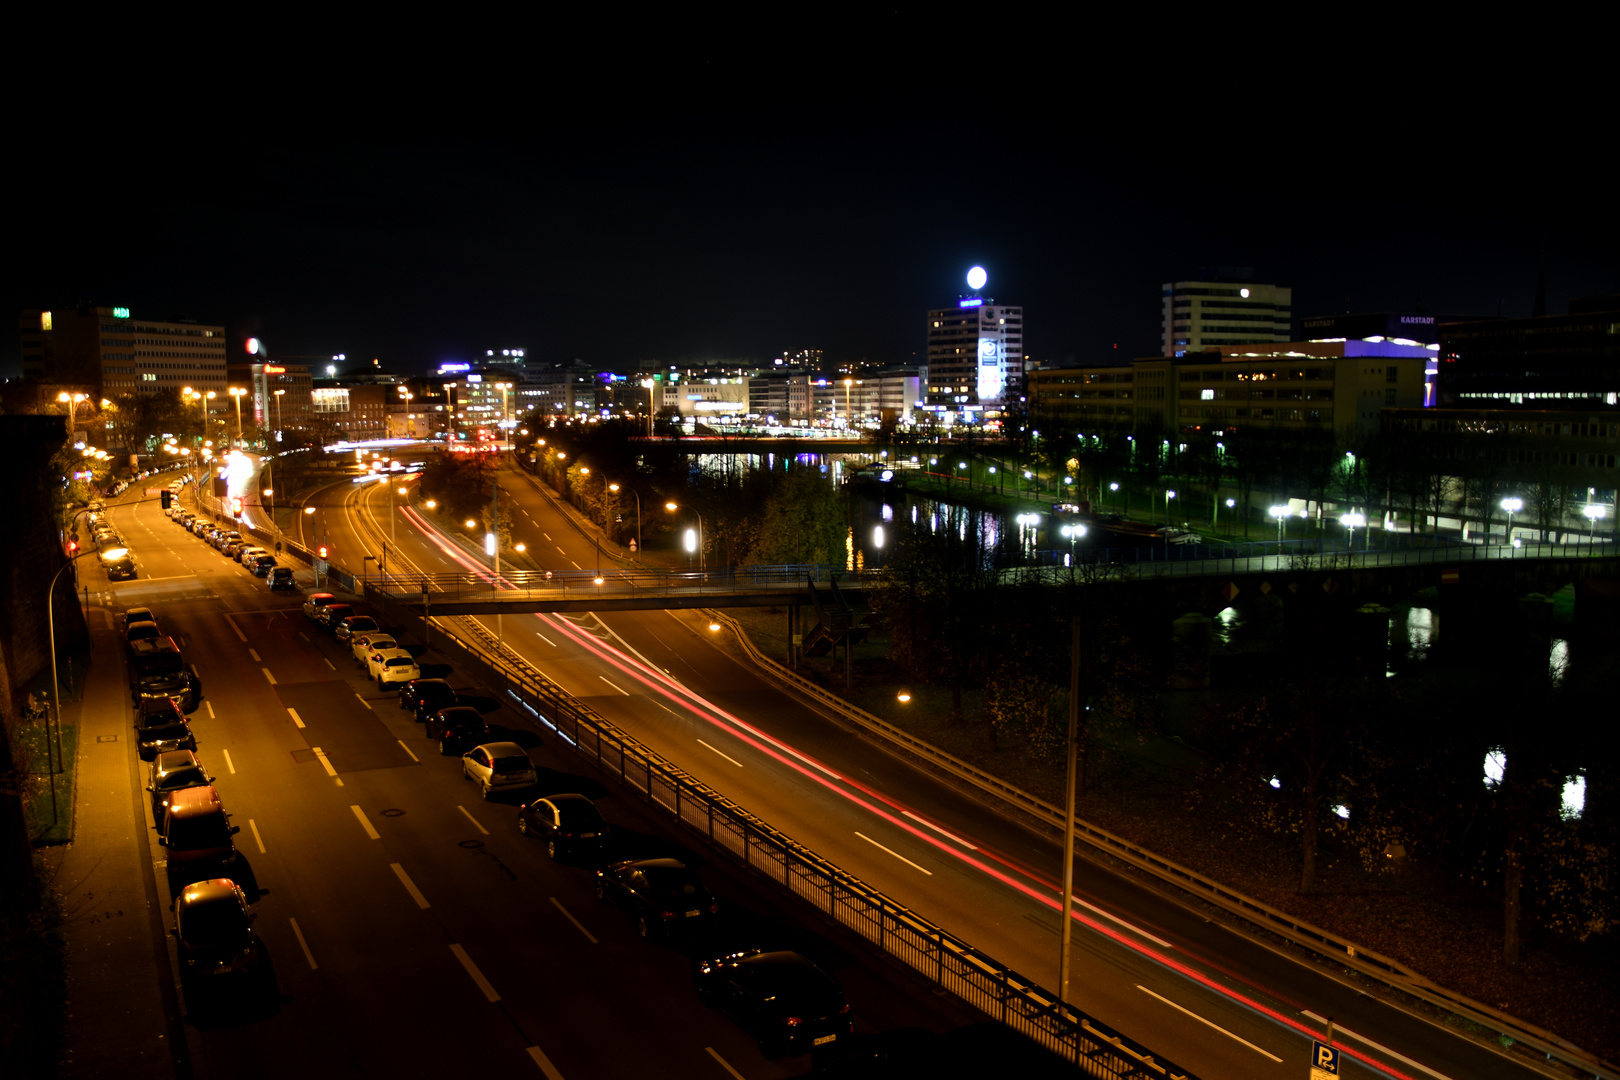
[659,910,677,921]
[783,1016,803,1027]
[838,1003,851,1015]
[707,901,721,914]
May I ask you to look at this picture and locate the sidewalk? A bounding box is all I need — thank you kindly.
[40,600,183,1080]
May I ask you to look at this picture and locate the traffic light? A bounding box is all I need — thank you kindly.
[317,545,329,559]
[231,496,243,516]
[161,490,172,509]
[65,539,78,555]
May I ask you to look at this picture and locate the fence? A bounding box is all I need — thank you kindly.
[370,588,1198,1080]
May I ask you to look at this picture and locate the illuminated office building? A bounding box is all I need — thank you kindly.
[923,268,1023,426]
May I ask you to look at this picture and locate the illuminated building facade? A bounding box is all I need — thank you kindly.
[1162,275,1292,356]
[21,305,227,398]
[924,299,1024,425]
[227,360,312,434]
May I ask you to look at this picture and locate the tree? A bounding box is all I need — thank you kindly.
[748,467,847,567]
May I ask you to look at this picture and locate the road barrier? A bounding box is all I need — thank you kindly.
[367,585,1198,1079]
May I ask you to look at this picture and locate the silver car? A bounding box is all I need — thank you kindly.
[461,742,537,800]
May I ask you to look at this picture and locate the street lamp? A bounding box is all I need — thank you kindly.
[1271,505,1291,543]
[610,483,642,554]
[57,391,88,437]
[1501,496,1523,547]
[843,378,853,430]
[393,485,407,544]
[183,387,216,497]
[495,382,512,451]
[228,386,247,446]
[1584,504,1606,551]
[273,388,285,442]
[1164,489,1176,526]
[665,501,704,572]
[1340,511,1367,551]
[397,387,415,438]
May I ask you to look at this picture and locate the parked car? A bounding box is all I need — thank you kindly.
[693,949,853,1058]
[353,632,397,665]
[400,678,456,721]
[462,742,536,801]
[123,607,156,630]
[302,593,339,621]
[517,793,607,857]
[249,554,276,577]
[159,786,240,877]
[315,603,355,632]
[125,620,162,647]
[334,615,379,647]
[425,706,487,754]
[136,716,197,762]
[595,858,718,938]
[239,546,267,567]
[173,878,259,983]
[222,540,247,559]
[267,567,296,591]
[148,750,214,820]
[371,649,420,688]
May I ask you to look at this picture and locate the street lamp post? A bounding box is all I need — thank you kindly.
[1271,504,1290,544]
[495,382,512,452]
[229,386,246,447]
[1164,489,1176,527]
[610,483,642,554]
[1501,496,1523,548]
[1584,504,1606,552]
[46,542,99,822]
[1340,511,1367,552]
[397,388,414,439]
[57,391,88,438]
[273,388,285,442]
[843,378,853,430]
[666,502,704,572]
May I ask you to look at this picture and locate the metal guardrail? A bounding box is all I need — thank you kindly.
[704,612,1617,1080]
[365,564,870,602]
[374,594,1197,1079]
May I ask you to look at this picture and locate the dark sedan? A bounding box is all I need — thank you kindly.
[399,678,457,721]
[136,719,197,761]
[595,858,718,939]
[425,706,488,754]
[517,793,608,859]
[693,949,853,1057]
[173,878,259,986]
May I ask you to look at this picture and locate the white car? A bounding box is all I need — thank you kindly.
[369,649,420,688]
[461,742,537,800]
[353,633,397,665]
[238,547,267,568]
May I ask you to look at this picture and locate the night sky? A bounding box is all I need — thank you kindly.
[10,53,1613,380]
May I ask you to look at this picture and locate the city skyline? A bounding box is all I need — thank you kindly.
[10,120,1614,382]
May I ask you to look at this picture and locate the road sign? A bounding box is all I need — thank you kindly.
[1309,1040,1341,1080]
[1221,581,1241,602]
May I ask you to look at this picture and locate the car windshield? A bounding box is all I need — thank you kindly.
[557,801,602,828]
[368,637,396,650]
[179,899,247,948]
[347,619,378,632]
[167,815,230,851]
[160,768,208,790]
[143,723,190,743]
[492,755,532,775]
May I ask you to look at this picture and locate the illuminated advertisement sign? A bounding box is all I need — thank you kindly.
[264,364,285,374]
[438,362,471,374]
[958,297,983,308]
[977,337,1004,402]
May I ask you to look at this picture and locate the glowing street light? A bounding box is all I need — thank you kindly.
[1271,505,1291,543]
[1501,496,1523,547]
[610,482,642,553]
[665,501,704,571]
[228,386,247,445]
[1584,504,1606,551]
[1339,511,1367,550]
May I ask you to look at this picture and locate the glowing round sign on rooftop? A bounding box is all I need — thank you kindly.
[966,266,988,291]
[245,337,261,355]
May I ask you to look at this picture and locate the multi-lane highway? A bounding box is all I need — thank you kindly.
[97,485,1063,1080]
[278,463,1554,1080]
[99,463,1558,1080]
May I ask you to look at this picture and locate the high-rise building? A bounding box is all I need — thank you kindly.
[1161,272,1292,356]
[20,305,228,398]
[924,273,1023,425]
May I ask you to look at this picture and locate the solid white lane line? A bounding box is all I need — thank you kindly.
[398,739,420,763]
[549,897,597,944]
[449,943,500,1002]
[457,805,490,835]
[248,648,261,662]
[1072,896,1173,949]
[312,746,337,777]
[289,918,318,969]
[261,667,277,685]
[390,863,430,909]
[697,739,744,768]
[526,1046,564,1079]
[1301,1011,1453,1080]
[248,819,266,853]
[355,694,372,710]
[226,615,246,642]
[222,749,235,775]
[1138,985,1281,1061]
[902,810,978,850]
[855,832,933,875]
[598,676,629,695]
[287,707,305,729]
[536,631,556,647]
[351,805,380,839]
[324,658,336,670]
[206,701,215,719]
[706,1047,746,1080]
